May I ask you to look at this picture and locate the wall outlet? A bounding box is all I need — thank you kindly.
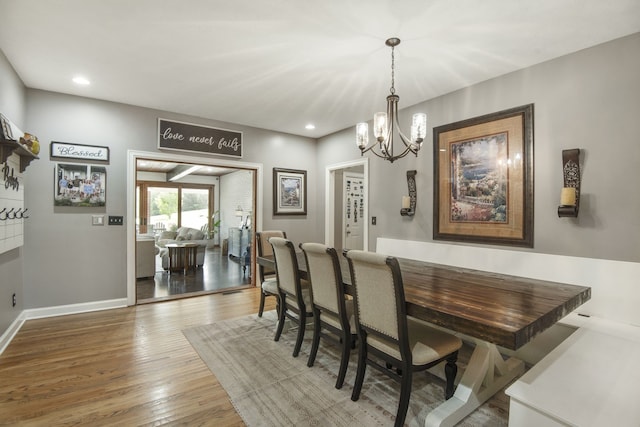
[372,216,377,225]
[92,215,104,226]
[12,293,16,307]
[108,216,124,225]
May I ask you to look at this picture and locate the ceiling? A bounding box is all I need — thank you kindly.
[136,159,235,177]
[1,1,639,139]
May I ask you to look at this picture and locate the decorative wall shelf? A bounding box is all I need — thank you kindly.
[0,138,39,172]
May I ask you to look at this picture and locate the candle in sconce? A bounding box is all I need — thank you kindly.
[560,187,576,206]
[402,196,411,209]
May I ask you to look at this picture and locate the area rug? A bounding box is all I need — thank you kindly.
[183,311,509,426]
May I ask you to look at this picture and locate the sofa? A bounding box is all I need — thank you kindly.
[136,236,160,278]
[156,227,215,269]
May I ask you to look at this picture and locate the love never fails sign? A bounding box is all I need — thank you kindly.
[157,118,243,158]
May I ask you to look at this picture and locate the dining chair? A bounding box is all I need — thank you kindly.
[344,249,463,427]
[269,236,313,357]
[255,230,287,317]
[300,242,357,389]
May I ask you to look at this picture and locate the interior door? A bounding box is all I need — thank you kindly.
[343,172,364,250]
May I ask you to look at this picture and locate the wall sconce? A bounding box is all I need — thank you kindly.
[558,149,581,218]
[400,170,417,216]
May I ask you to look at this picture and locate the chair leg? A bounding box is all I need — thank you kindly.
[444,352,459,400]
[292,311,307,357]
[307,310,321,367]
[258,291,266,317]
[274,299,286,342]
[335,329,351,389]
[395,362,412,427]
[351,337,367,401]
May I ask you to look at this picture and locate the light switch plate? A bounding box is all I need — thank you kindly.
[92,215,104,226]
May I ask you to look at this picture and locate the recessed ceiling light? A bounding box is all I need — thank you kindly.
[72,76,90,85]
[305,124,315,130]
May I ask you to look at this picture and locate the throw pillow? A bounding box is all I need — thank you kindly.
[191,230,205,240]
[176,235,185,241]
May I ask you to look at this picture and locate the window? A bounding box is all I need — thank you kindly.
[137,182,214,235]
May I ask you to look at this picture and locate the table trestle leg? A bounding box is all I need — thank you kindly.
[425,340,525,427]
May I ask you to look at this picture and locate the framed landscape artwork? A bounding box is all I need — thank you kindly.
[273,168,306,216]
[433,104,534,247]
[54,163,107,207]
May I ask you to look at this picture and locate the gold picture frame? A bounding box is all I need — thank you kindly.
[433,104,534,247]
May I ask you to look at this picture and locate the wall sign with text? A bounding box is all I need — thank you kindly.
[157,118,243,158]
[50,141,110,162]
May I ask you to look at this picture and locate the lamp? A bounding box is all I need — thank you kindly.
[356,38,427,163]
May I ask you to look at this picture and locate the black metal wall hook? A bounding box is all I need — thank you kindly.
[0,207,6,220]
[15,208,23,218]
[21,208,29,219]
[6,208,16,219]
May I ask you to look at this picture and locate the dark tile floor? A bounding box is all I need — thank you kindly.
[136,247,252,304]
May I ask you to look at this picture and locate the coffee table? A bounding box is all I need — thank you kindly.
[165,243,198,275]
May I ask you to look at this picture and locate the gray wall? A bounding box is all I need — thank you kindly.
[2,32,639,336]
[0,50,26,334]
[19,90,318,310]
[317,33,640,263]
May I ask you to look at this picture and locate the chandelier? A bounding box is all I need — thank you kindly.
[355,38,427,163]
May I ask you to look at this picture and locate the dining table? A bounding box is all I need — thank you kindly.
[258,251,591,427]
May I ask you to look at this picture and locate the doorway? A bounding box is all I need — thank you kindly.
[324,159,369,252]
[126,150,263,306]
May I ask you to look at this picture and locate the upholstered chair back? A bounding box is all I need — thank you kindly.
[257,230,286,257]
[256,230,286,281]
[345,250,403,342]
[300,242,341,313]
[269,237,300,297]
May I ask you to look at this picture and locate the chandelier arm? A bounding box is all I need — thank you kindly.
[389,94,419,157]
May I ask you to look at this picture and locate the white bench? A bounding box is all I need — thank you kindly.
[506,317,640,426]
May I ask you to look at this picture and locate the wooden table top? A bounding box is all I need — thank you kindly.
[258,253,591,350]
[165,243,199,248]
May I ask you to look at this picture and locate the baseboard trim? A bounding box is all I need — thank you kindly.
[23,298,128,320]
[0,298,128,356]
[0,312,27,355]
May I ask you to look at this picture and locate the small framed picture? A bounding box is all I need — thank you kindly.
[273,168,307,216]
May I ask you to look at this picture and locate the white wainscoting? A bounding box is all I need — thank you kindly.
[0,153,24,255]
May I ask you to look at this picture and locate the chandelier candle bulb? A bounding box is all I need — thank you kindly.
[374,113,387,140]
[356,123,369,148]
[560,187,576,206]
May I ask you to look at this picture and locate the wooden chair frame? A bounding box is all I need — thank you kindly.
[345,251,459,427]
[300,243,357,389]
[270,237,313,357]
[255,231,286,317]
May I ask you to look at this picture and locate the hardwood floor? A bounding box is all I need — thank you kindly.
[0,288,276,426]
[136,247,252,303]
